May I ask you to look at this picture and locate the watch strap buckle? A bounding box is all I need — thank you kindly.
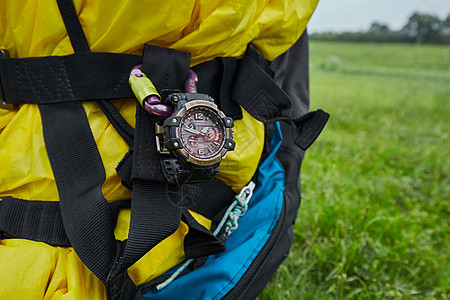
[155,123,170,155]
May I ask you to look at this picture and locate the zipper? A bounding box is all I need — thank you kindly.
[222,192,287,300]
[139,190,287,298]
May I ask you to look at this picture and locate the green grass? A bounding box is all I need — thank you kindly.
[259,41,450,299]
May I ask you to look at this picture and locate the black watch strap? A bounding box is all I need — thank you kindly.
[180,163,220,183]
[161,157,219,184]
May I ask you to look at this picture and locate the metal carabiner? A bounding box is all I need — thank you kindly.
[129,65,173,118]
[129,66,200,119]
[185,69,198,93]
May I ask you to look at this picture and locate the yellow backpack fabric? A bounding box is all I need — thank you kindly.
[0,0,318,298]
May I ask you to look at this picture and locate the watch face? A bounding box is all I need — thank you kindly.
[180,106,225,159]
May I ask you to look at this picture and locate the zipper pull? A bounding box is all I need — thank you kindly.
[238,181,256,205]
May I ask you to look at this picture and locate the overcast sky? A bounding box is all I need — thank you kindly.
[308,0,450,33]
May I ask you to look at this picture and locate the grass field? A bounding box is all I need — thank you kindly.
[259,41,450,299]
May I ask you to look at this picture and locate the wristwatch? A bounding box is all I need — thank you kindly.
[156,93,235,183]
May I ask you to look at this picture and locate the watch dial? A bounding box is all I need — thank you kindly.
[180,107,225,159]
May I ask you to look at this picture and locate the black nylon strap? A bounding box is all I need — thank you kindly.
[39,102,117,282]
[56,0,90,53]
[0,197,70,246]
[0,197,128,247]
[116,149,134,190]
[29,0,130,286]
[0,51,137,150]
[181,179,235,220]
[141,44,191,93]
[97,100,134,146]
[106,255,139,300]
[115,104,182,272]
[235,44,329,151]
[232,48,293,123]
[191,60,221,102]
[246,44,274,78]
[0,45,288,124]
[119,180,182,272]
[0,53,141,104]
[115,158,236,220]
[182,208,225,259]
[191,58,243,119]
[38,2,123,284]
[218,57,242,119]
[293,109,330,150]
[131,107,166,182]
[110,43,190,274]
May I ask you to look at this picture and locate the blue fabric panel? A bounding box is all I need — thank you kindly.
[142,123,284,300]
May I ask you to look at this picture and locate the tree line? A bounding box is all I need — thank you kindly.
[310,12,450,44]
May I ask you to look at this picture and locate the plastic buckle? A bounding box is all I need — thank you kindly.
[0,49,16,110]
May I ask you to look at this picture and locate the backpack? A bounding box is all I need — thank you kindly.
[0,1,328,299]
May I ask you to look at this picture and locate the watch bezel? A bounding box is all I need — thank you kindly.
[166,99,234,166]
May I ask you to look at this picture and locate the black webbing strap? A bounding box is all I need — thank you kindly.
[123,48,184,269]
[0,52,141,104]
[231,44,329,150]
[0,184,233,256]
[231,46,293,123]
[39,101,117,282]
[121,180,181,271]
[116,158,235,220]
[0,197,127,247]
[0,197,70,246]
[97,100,135,146]
[56,0,90,53]
[37,0,120,286]
[141,44,191,93]
[182,208,225,259]
[181,179,236,220]
[293,109,330,150]
[218,58,242,119]
[118,106,181,272]
[192,58,243,120]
